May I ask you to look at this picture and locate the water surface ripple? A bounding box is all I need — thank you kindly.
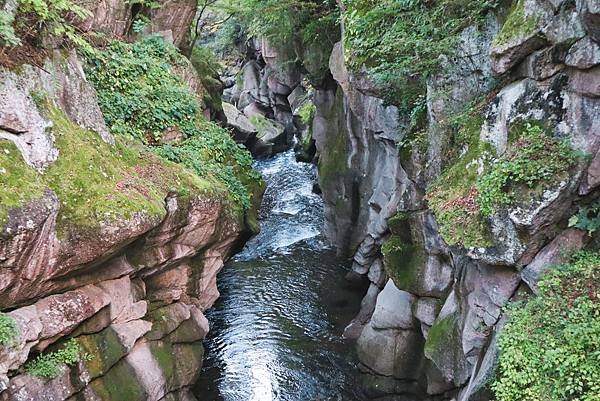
[194,151,366,401]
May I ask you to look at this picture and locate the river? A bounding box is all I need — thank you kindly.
[193,150,367,401]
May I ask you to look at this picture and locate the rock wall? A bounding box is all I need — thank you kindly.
[313,1,600,399]
[221,37,332,159]
[0,30,258,401]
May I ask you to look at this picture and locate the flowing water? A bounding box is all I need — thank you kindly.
[194,150,367,401]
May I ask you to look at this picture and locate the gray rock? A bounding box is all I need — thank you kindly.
[367,258,387,288]
[371,280,416,330]
[521,228,588,293]
[414,297,442,327]
[569,65,600,96]
[222,101,257,138]
[543,7,586,45]
[565,36,600,69]
[516,47,564,80]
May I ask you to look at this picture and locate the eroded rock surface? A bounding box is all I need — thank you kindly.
[311,1,600,399]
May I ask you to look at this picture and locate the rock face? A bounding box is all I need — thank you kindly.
[310,1,600,399]
[76,0,196,50]
[0,34,258,401]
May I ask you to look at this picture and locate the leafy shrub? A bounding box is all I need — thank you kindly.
[569,200,600,236]
[155,121,260,210]
[85,36,199,144]
[85,36,260,210]
[26,339,90,378]
[492,251,600,401]
[477,123,575,216]
[0,312,18,346]
[342,0,498,109]
[0,0,91,48]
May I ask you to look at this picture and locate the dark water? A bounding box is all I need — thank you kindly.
[194,151,367,401]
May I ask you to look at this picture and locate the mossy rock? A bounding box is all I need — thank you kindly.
[87,358,146,401]
[78,327,128,379]
[424,313,469,385]
[381,235,427,294]
[493,0,540,47]
[0,140,46,227]
[426,106,495,248]
[387,212,411,236]
[1,103,222,238]
[149,340,175,381]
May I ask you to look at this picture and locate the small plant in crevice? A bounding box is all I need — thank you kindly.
[297,102,316,126]
[0,0,92,48]
[476,123,576,216]
[569,200,600,236]
[26,338,91,379]
[0,312,18,346]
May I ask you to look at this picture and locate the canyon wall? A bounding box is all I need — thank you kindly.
[312,1,600,400]
[0,3,261,400]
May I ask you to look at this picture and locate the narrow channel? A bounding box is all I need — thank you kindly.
[193,150,367,401]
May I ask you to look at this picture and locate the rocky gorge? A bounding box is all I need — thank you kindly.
[0,0,599,400]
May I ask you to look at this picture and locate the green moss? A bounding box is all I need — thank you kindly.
[387,212,410,236]
[42,106,216,237]
[78,327,127,378]
[493,0,540,46]
[1,102,221,237]
[317,130,348,189]
[297,102,316,126]
[148,341,175,379]
[426,110,495,248]
[44,107,164,232]
[89,359,145,401]
[0,141,46,227]
[190,46,224,113]
[381,235,426,293]
[424,314,460,358]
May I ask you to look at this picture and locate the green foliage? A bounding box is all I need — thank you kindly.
[476,123,576,216]
[569,200,600,236]
[342,0,498,109]
[492,251,600,401]
[26,339,91,378]
[85,36,199,144]
[0,0,91,48]
[155,121,260,210]
[132,16,150,34]
[0,11,19,47]
[85,36,260,211]
[0,312,18,346]
[222,0,338,47]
